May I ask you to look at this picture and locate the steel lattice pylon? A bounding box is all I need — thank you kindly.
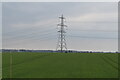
[56,15,67,52]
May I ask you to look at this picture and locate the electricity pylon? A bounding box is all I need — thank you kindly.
[56,15,67,52]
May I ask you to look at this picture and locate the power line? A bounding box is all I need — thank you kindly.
[68,29,117,33]
[4,32,56,42]
[3,34,57,46]
[4,29,56,40]
[4,22,56,35]
[67,35,117,39]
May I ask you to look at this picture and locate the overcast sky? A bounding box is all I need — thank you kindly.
[0,3,2,50]
[2,2,118,51]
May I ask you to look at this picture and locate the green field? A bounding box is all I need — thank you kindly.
[2,52,119,78]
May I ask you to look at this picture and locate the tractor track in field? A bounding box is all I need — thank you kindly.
[103,54,118,64]
[99,54,118,70]
[4,53,54,68]
[3,53,66,68]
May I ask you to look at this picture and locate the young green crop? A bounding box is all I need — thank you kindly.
[2,52,118,78]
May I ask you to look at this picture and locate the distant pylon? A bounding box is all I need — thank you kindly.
[56,14,67,52]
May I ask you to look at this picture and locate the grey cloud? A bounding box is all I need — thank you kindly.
[2,2,118,51]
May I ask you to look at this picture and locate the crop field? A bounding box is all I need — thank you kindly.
[2,52,119,78]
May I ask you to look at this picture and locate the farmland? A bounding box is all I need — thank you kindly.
[2,52,119,78]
